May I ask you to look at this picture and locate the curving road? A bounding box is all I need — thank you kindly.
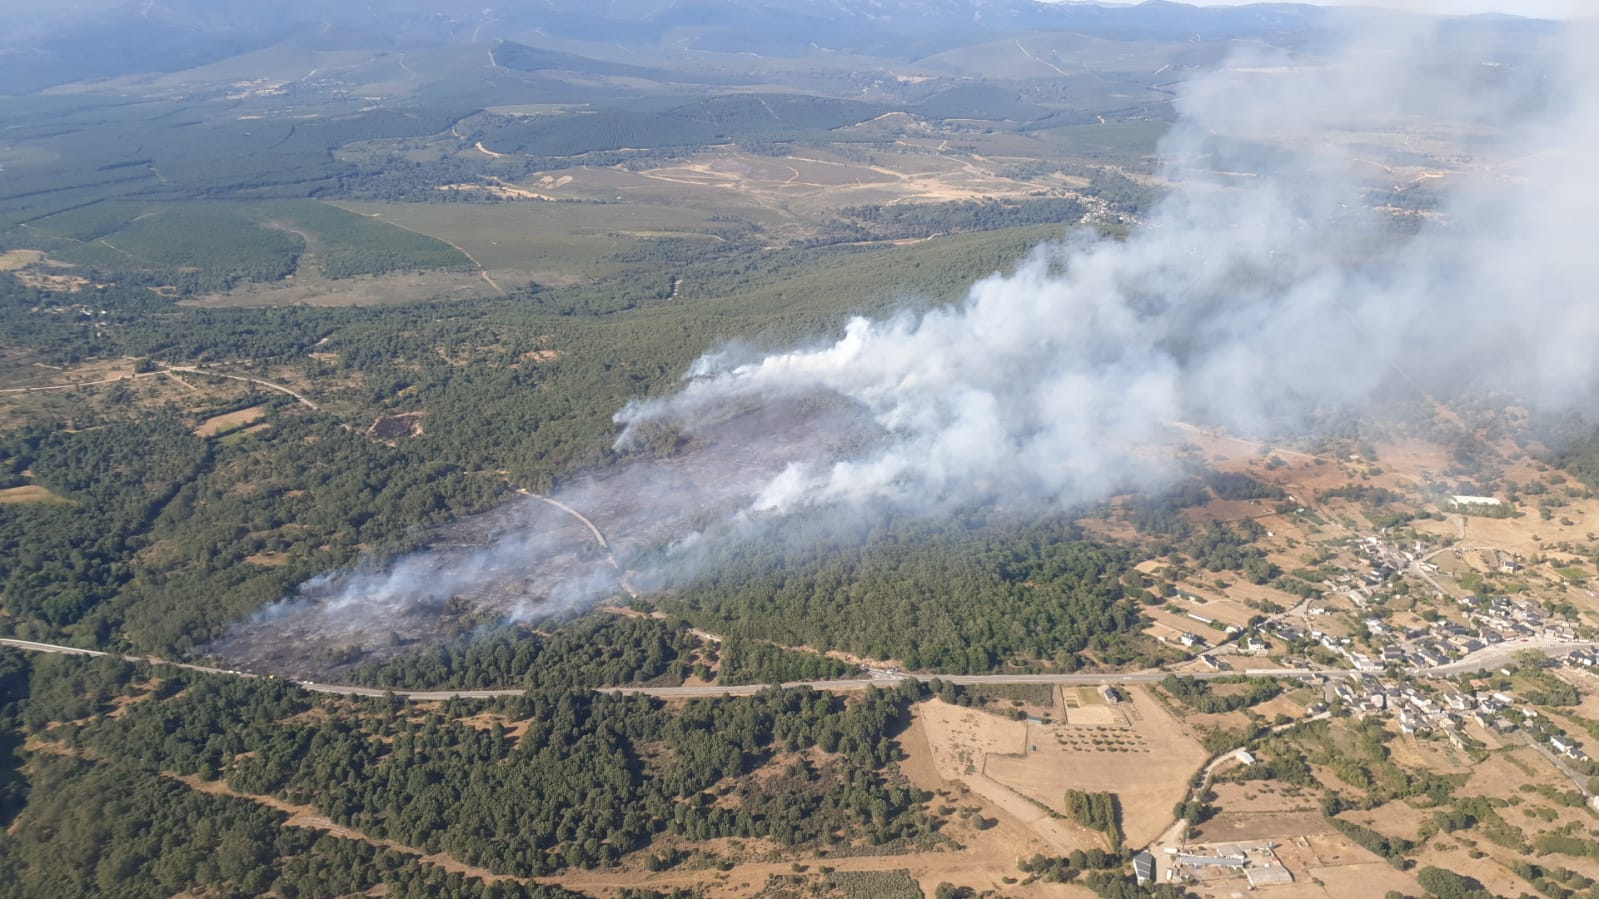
[165,366,319,410]
[514,488,636,598]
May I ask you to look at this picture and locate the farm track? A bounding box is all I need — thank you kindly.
[347,210,505,295]
[164,366,318,410]
[0,364,317,410]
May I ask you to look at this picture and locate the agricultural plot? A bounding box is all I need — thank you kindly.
[919,686,1207,851]
[987,686,1208,847]
[11,200,471,296]
[193,404,267,438]
[328,199,722,285]
[253,200,471,279]
[528,145,1089,232]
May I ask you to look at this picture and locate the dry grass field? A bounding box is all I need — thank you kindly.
[327,199,722,287]
[917,686,1209,850]
[0,484,68,504]
[193,404,267,437]
[0,249,45,271]
[184,268,505,308]
[515,145,1070,225]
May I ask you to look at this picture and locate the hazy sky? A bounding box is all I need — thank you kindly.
[1168,0,1585,18]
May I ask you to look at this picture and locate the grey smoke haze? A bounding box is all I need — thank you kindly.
[213,398,865,674]
[220,16,1599,671]
[619,19,1598,515]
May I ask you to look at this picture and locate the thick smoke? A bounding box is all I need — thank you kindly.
[218,13,1599,672]
[619,17,1598,514]
[211,397,866,675]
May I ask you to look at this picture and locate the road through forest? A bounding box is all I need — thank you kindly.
[3,636,1582,702]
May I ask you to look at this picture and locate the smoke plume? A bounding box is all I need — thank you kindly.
[620,18,1596,517]
[218,12,1599,672]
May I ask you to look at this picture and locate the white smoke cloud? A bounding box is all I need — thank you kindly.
[221,14,1599,672]
[617,17,1598,519]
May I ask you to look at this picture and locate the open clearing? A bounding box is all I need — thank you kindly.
[920,686,1208,850]
[183,268,501,307]
[987,686,1208,847]
[329,200,722,285]
[0,249,44,271]
[892,706,1102,897]
[193,404,267,437]
[1180,774,1424,899]
[0,485,67,504]
[527,145,1081,231]
[1247,832,1419,899]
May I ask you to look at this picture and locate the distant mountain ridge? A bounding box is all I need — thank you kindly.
[0,0,1558,94]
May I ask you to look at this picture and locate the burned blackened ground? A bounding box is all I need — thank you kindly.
[207,398,876,678]
[206,495,613,678]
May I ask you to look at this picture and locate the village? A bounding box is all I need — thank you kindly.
[1070,465,1599,896]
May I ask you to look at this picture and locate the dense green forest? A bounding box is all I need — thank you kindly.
[0,221,1165,669]
[826,197,1088,242]
[18,200,471,294]
[1160,676,1283,714]
[661,510,1153,672]
[0,650,937,892]
[342,614,854,690]
[0,412,505,653]
[1,754,592,899]
[348,615,703,690]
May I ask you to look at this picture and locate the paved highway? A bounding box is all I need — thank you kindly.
[0,636,1585,702]
[1424,638,1593,678]
[0,637,1349,700]
[0,638,106,658]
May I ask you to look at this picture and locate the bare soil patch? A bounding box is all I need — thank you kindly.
[369,411,425,442]
[0,485,67,504]
[976,686,1208,848]
[914,699,1087,853]
[194,404,267,437]
[0,249,44,271]
[13,268,95,292]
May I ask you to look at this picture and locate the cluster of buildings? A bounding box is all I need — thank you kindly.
[1318,656,1597,778]
[1146,842,1293,889]
[1260,534,1573,675]
[1456,592,1574,642]
[1328,675,1515,735]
